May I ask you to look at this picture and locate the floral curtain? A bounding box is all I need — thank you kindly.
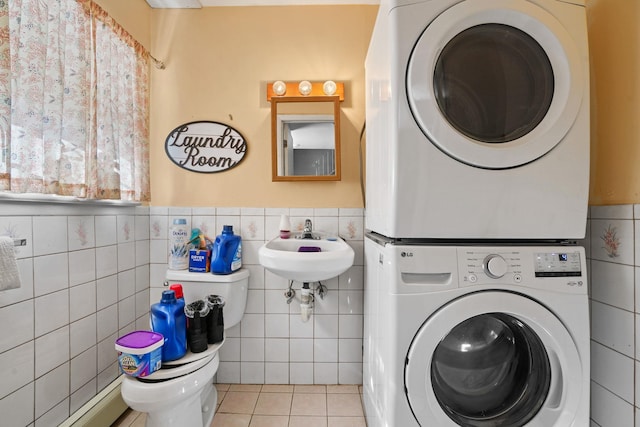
[0,0,150,202]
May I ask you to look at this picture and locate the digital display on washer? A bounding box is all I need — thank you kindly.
[534,252,582,277]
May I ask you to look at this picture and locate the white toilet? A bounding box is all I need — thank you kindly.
[121,268,249,427]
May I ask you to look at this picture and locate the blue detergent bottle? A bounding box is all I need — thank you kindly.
[150,290,187,361]
[210,225,242,275]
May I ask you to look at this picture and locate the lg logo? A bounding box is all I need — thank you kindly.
[401,251,414,258]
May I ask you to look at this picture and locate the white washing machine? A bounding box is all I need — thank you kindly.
[365,0,590,240]
[363,235,590,426]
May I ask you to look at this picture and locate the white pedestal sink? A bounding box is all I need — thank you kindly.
[258,235,355,282]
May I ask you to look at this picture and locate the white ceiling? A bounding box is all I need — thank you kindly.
[146,0,378,8]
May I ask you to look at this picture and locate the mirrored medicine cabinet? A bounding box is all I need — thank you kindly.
[268,82,343,182]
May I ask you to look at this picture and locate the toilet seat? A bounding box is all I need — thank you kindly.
[138,338,224,381]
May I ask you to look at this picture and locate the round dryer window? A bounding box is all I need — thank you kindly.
[404,291,584,426]
[433,24,554,144]
[406,0,585,169]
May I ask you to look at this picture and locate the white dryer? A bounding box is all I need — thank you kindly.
[363,235,590,426]
[365,0,590,239]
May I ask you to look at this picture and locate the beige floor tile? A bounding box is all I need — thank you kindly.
[211,413,252,427]
[326,385,359,394]
[289,415,328,427]
[291,393,327,416]
[230,384,263,392]
[254,392,293,415]
[216,383,232,392]
[117,384,367,427]
[326,394,364,417]
[130,412,146,427]
[294,385,327,394]
[218,391,260,414]
[261,384,295,393]
[327,416,367,427]
[248,415,289,427]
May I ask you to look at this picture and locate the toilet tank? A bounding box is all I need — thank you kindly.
[165,269,250,329]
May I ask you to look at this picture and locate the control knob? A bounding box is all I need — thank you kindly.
[483,254,508,279]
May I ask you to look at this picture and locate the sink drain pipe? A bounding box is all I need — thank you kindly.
[300,282,314,323]
[285,281,327,323]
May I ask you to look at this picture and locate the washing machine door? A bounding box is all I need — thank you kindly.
[405,291,584,426]
[407,0,585,169]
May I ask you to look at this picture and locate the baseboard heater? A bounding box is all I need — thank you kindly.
[59,376,128,427]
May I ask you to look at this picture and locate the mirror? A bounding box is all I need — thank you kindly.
[269,83,342,181]
[277,114,336,177]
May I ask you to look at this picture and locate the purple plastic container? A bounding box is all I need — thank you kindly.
[298,246,322,252]
[115,331,164,377]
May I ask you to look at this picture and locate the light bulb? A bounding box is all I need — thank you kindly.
[272,81,287,96]
[323,80,337,96]
[298,80,312,96]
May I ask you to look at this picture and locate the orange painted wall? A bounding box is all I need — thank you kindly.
[148,5,377,208]
[101,1,639,207]
[94,0,150,49]
[587,0,640,204]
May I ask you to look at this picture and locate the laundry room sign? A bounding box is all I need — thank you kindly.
[164,121,247,173]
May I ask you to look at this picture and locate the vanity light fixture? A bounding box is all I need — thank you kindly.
[298,80,313,96]
[272,81,287,96]
[323,80,337,96]
[266,81,345,100]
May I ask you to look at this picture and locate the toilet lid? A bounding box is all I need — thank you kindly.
[139,338,224,382]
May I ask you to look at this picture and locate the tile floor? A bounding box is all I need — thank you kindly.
[112,384,367,427]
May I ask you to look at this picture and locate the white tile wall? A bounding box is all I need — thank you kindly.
[0,202,150,426]
[587,204,640,426]
[149,207,365,387]
[1,204,363,425]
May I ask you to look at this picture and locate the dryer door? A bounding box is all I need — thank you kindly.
[405,291,584,426]
[407,0,585,169]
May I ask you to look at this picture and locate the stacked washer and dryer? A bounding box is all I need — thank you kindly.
[363,0,590,426]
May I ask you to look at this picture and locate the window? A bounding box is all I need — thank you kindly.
[0,0,150,201]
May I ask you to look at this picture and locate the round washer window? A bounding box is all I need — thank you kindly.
[431,313,551,426]
[433,24,554,144]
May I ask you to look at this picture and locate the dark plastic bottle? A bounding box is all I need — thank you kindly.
[185,300,209,353]
[210,225,242,275]
[205,295,225,344]
[150,290,187,362]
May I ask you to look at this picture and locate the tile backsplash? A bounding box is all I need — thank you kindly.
[0,202,150,427]
[586,205,640,426]
[149,207,365,386]
[0,203,364,426]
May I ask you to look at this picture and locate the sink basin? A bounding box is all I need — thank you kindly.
[258,235,355,282]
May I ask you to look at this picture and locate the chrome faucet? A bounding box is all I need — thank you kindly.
[304,219,312,234]
[298,218,319,239]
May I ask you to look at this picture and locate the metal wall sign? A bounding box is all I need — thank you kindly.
[165,121,248,173]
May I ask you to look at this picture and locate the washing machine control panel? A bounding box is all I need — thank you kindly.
[460,250,523,284]
[483,254,508,279]
[458,247,585,290]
